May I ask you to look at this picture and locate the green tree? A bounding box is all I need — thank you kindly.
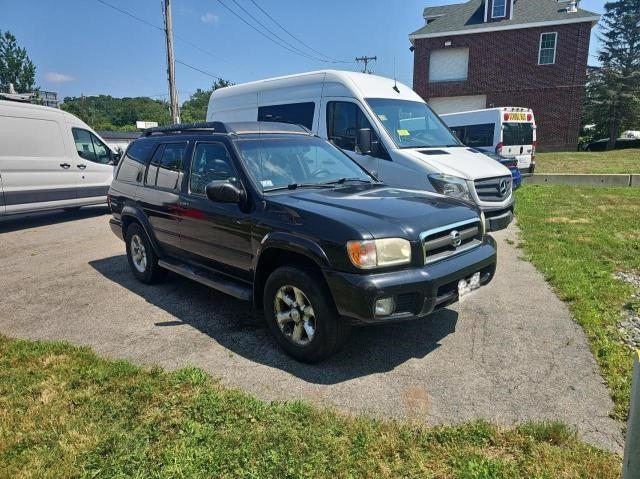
[0,30,36,93]
[593,0,640,148]
[180,79,232,123]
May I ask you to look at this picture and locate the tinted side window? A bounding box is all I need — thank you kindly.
[258,102,315,130]
[116,140,155,183]
[503,123,534,146]
[454,123,495,147]
[327,101,377,153]
[190,142,236,195]
[145,142,186,191]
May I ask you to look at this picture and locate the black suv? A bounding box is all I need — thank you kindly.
[108,122,497,362]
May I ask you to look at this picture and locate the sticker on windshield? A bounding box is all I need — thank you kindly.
[261,179,274,188]
[397,129,410,136]
[377,114,388,121]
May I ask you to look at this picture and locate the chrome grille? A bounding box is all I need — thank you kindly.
[474,175,512,202]
[420,218,482,264]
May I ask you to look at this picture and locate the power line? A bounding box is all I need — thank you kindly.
[94,0,238,77]
[175,60,233,83]
[215,0,345,64]
[247,0,350,63]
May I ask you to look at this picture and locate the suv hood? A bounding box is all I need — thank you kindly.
[403,147,511,179]
[266,185,480,239]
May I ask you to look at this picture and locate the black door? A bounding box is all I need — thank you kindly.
[179,141,253,280]
[138,142,187,253]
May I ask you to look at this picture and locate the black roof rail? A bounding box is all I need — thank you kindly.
[142,121,227,137]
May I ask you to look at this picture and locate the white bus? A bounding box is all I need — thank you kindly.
[441,107,536,174]
[206,70,515,231]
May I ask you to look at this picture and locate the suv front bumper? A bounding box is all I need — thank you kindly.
[323,237,497,324]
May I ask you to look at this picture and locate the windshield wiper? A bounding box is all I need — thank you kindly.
[321,177,373,186]
[264,183,337,192]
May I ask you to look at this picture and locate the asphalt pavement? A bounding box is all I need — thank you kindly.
[0,207,623,452]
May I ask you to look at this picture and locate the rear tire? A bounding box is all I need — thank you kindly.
[125,223,166,284]
[263,266,350,362]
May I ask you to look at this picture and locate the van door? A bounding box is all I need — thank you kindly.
[70,128,115,204]
[321,98,381,176]
[0,114,77,213]
[501,122,534,170]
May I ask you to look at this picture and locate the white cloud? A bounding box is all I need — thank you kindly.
[45,72,74,83]
[200,12,219,24]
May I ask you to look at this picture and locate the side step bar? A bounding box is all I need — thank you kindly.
[158,259,252,301]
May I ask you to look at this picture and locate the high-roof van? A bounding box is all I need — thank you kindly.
[441,107,536,174]
[0,100,119,216]
[206,70,514,231]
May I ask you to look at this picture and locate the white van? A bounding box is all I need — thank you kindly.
[441,107,536,174]
[206,70,514,231]
[0,100,119,216]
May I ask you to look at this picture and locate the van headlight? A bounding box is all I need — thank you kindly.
[347,238,411,269]
[428,174,472,202]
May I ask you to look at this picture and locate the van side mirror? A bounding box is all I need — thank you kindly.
[356,128,372,155]
[109,152,121,166]
[206,179,244,204]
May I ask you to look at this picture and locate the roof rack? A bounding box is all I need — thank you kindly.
[142,121,227,137]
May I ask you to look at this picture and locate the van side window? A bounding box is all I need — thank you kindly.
[451,124,495,148]
[258,102,315,130]
[116,139,155,183]
[145,142,187,191]
[72,128,112,164]
[326,102,377,153]
[190,142,236,195]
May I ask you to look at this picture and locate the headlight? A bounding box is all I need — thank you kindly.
[428,174,472,202]
[347,238,412,269]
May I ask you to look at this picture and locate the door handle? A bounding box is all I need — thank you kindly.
[179,200,189,208]
[77,164,87,170]
[60,163,71,169]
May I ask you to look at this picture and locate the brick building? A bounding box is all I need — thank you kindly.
[410,0,599,151]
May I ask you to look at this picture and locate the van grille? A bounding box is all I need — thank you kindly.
[474,175,512,202]
[421,219,482,264]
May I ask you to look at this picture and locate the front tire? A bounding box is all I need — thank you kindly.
[263,266,350,362]
[125,223,166,284]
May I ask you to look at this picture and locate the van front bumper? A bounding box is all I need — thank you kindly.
[323,237,496,324]
[483,206,514,232]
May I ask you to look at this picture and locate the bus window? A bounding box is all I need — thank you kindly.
[503,123,533,146]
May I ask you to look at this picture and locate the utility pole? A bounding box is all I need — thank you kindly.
[355,56,377,74]
[163,0,180,124]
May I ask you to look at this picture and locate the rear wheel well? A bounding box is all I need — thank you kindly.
[254,249,327,308]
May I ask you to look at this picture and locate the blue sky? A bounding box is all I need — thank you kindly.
[1,0,606,103]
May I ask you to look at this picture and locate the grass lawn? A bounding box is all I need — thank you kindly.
[515,185,640,420]
[536,149,640,174]
[0,335,620,478]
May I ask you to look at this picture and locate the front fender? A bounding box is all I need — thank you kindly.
[255,232,331,270]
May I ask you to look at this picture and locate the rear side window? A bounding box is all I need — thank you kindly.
[190,142,236,195]
[258,102,315,130]
[115,139,156,183]
[145,142,187,191]
[451,123,495,147]
[503,123,534,146]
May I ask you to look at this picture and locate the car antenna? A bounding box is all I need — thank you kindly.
[393,57,400,94]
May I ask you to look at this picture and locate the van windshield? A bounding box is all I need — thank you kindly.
[366,98,462,149]
[503,123,534,146]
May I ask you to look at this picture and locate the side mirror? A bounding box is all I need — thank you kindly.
[109,152,121,166]
[356,128,372,155]
[206,179,244,204]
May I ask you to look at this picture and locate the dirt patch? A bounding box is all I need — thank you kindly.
[614,271,640,350]
[546,217,590,224]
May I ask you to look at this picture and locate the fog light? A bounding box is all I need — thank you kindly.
[375,297,395,316]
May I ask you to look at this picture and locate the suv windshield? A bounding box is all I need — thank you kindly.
[234,137,373,192]
[366,98,461,149]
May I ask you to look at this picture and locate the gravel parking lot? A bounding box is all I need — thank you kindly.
[0,207,623,452]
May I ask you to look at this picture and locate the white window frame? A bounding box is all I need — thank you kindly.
[491,0,507,18]
[538,32,557,65]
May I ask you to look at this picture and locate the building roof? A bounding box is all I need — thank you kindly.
[411,0,599,39]
[97,131,142,140]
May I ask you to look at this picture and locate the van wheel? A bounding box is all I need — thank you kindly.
[125,223,166,284]
[263,266,350,362]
